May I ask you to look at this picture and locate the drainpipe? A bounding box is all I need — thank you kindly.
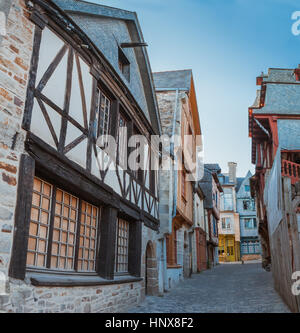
[171,89,179,218]
[171,90,189,218]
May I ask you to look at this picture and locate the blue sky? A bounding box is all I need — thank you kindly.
[90,0,300,176]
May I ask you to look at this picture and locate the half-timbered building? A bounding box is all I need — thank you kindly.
[0,0,161,313]
[249,67,300,312]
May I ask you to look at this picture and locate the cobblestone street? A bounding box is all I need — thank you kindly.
[128,263,290,313]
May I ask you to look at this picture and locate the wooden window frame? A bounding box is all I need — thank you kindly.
[9,150,142,283]
[26,177,101,274]
[117,110,128,168]
[129,126,144,183]
[96,88,111,139]
[166,222,180,268]
[118,47,130,82]
[115,218,130,274]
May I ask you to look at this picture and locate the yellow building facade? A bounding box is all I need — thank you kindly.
[218,163,241,263]
[218,235,240,262]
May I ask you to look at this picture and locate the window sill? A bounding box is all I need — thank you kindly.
[167,265,182,269]
[27,272,142,287]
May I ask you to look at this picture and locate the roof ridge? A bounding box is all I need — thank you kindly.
[66,0,136,15]
[153,69,192,74]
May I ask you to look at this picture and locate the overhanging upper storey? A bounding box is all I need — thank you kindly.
[249,67,300,165]
[51,0,161,135]
[21,0,161,230]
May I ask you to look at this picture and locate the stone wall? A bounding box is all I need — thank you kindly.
[0,0,33,275]
[156,91,176,137]
[0,222,159,313]
[141,224,159,296]
[241,254,261,262]
[1,278,144,313]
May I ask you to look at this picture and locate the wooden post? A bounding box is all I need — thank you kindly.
[282,177,300,312]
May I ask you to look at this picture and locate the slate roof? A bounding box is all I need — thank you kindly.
[254,84,300,115]
[235,177,244,193]
[153,70,193,90]
[251,90,261,108]
[236,171,253,198]
[52,0,161,134]
[262,68,296,83]
[278,119,300,150]
[218,173,244,192]
[253,68,300,115]
[199,164,222,209]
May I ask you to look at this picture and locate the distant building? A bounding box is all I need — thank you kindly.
[218,163,241,262]
[200,164,223,268]
[192,183,207,272]
[153,69,202,290]
[236,171,261,261]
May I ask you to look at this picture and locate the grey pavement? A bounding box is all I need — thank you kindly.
[128,263,291,313]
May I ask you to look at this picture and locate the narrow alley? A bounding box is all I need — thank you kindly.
[1,0,300,315]
[129,263,290,313]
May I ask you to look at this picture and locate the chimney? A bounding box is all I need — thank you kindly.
[228,162,237,184]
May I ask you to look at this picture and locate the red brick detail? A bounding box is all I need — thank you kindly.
[2,173,17,186]
[0,162,17,174]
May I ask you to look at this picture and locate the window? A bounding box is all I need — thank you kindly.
[212,216,217,236]
[166,222,178,266]
[27,178,52,268]
[182,169,186,200]
[222,188,233,211]
[117,113,128,168]
[241,240,261,254]
[244,218,257,229]
[118,47,130,82]
[221,218,231,230]
[95,89,111,138]
[115,219,129,273]
[227,246,234,256]
[130,127,144,183]
[27,177,100,272]
[243,199,255,211]
[149,148,157,195]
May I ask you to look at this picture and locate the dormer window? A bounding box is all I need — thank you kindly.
[118,47,130,82]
